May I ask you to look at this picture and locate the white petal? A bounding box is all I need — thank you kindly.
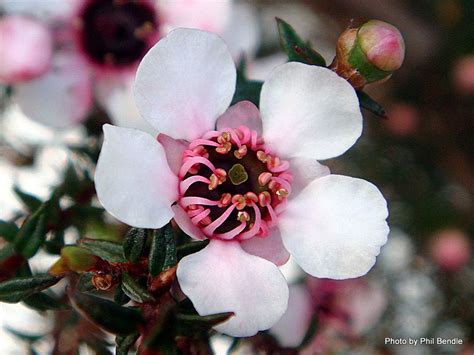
[260,63,362,160]
[157,134,187,176]
[157,0,231,35]
[290,157,330,197]
[269,284,313,348]
[15,51,92,129]
[240,229,289,266]
[95,73,156,135]
[172,204,205,240]
[94,125,178,228]
[0,0,80,21]
[279,175,389,279]
[134,28,236,140]
[177,239,289,337]
[216,100,262,134]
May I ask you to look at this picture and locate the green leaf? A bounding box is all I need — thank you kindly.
[177,240,209,260]
[14,205,48,258]
[5,327,45,343]
[116,333,139,355]
[176,312,234,334]
[76,272,96,292]
[114,285,131,305]
[232,56,263,106]
[22,291,70,311]
[121,272,154,303]
[148,224,176,277]
[0,220,19,242]
[276,18,326,66]
[79,239,126,263]
[71,291,143,335]
[0,274,62,303]
[123,228,146,263]
[356,90,387,118]
[13,186,42,212]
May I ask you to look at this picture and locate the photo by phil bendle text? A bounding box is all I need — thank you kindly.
[385,337,464,346]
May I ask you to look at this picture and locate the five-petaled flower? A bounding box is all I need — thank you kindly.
[94,28,389,337]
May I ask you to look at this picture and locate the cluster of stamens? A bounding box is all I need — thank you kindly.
[177,125,292,241]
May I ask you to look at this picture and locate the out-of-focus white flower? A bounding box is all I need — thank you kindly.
[93,28,389,336]
[379,229,414,273]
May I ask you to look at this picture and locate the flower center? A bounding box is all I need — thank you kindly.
[78,0,157,67]
[177,125,292,241]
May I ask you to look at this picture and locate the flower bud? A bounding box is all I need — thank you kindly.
[331,20,405,89]
[0,15,53,84]
[429,229,471,272]
[49,246,99,275]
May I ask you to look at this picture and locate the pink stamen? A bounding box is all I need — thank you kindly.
[268,160,290,173]
[202,130,221,140]
[238,202,262,241]
[214,222,247,240]
[203,204,236,236]
[189,139,219,149]
[180,175,210,194]
[266,204,278,227]
[179,156,216,178]
[187,206,205,218]
[271,176,292,194]
[191,208,211,224]
[180,197,220,207]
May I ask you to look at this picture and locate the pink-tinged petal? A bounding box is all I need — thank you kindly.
[95,125,178,228]
[0,16,52,84]
[290,158,330,197]
[269,284,313,348]
[240,229,289,266]
[134,28,236,140]
[0,0,81,21]
[157,134,187,176]
[15,51,92,129]
[172,204,205,240]
[216,100,262,134]
[260,63,362,160]
[221,2,260,59]
[177,239,289,337]
[157,0,231,34]
[279,175,389,279]
[95,72,156,135]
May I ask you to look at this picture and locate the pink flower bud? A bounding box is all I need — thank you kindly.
[429,229,471,272]
[0,16,53,84]
[358,20,405,72]
[452,55,474,95]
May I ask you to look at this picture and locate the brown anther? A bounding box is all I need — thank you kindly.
[189,165,199,174]
[193,146,209,158]
[216,142,232,154]
[200,216,212,225]
[258,191,272,207]
[218,193,232,207]
[276,188,289,200]
[268,180,278,191]
[208,174,219,190]
[234,145,248,159]
[267,156,280,169]
[92,274,112,290]
[258,172,273,186]
[232,194,246,210]
[244,192,258,205]
[235,129,244,140]
[215,168,227,183]
[188,204,198,210]
[217,132,231,144]
[256,150,268,162]
[237,211,250,223]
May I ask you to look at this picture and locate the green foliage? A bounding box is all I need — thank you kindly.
[22,291,70,312]
[176,312,235,335]
[0,220,19,242]
[148,224,177,276]
[0,274,62,303]
[79,238,126,263]
[14,204,48,258]
[276,18,326,66]
[177,240,209,260]
[71,291,143,335]
[356,90,387,118]
[232,57,263,107]
[116,333,139,355]
[123,228,147,263]
[121,272,154,303]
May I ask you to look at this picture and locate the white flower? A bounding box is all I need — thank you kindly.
[94,28,389,337]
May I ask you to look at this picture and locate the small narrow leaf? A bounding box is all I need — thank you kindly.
[148,224,176,276]
[14,205,48,258]
[276,18,326,66]
[0,220,19,242]
[232,56,263,106]
[0,274,62,303]
[177,240,209,260]
[116,333,139,355]
[5,327,45,343]
[356,90,387,118]
[176,312,234,334]
[121,272,154,303]
[22,291,70,311]
[79,239,126,263]
[13,186,42,212]
[123,228,146,263]
[71,291,143,335]
[76,272,96,292]
[114,285,131,305]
